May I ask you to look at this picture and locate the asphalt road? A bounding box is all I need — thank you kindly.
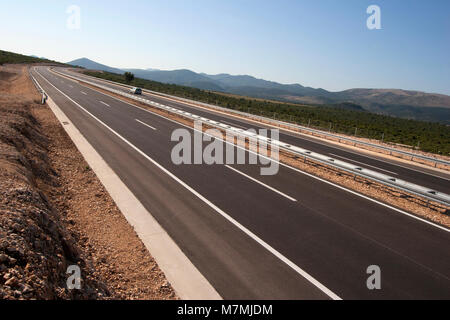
[33,66,450,299]
[57,68,450,195]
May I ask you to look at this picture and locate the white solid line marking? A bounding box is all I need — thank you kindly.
[51,68,450,233]
[135,119,156,130]
[99,101,110,107]
[81,91,87,95]
[42,72,221,300]
[225,165,297,202]
[36,67,340,300]
[329,153,398,176]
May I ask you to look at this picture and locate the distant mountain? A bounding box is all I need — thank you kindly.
[202,73,329,97]
[67,57,450,123]
[334,88,450,109]
[121,68,224,91]
[67,58,124,74]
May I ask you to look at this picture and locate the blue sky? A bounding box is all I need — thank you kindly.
[1,0,449,94]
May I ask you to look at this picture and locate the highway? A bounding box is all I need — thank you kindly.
[33,66,450,299]
[57,68,450,195]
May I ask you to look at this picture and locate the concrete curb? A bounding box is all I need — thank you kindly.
[45,96,222,300]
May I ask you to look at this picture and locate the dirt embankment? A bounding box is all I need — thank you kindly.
[0,65,176,299]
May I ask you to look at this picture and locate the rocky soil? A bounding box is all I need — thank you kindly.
[0,64,176,299]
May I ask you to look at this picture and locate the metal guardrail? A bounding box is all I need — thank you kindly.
[58,68,450,168]
[150,92,450,167]
[52,68,450,207]
[29,69,48,104]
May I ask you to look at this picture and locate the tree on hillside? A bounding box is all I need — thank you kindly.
[124,72,134,83]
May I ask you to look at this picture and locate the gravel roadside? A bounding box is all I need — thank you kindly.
[0,64,176,299]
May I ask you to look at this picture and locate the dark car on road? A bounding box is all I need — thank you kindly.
[130,87,142,95]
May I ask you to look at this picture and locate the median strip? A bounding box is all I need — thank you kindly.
[49,67,450,227]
